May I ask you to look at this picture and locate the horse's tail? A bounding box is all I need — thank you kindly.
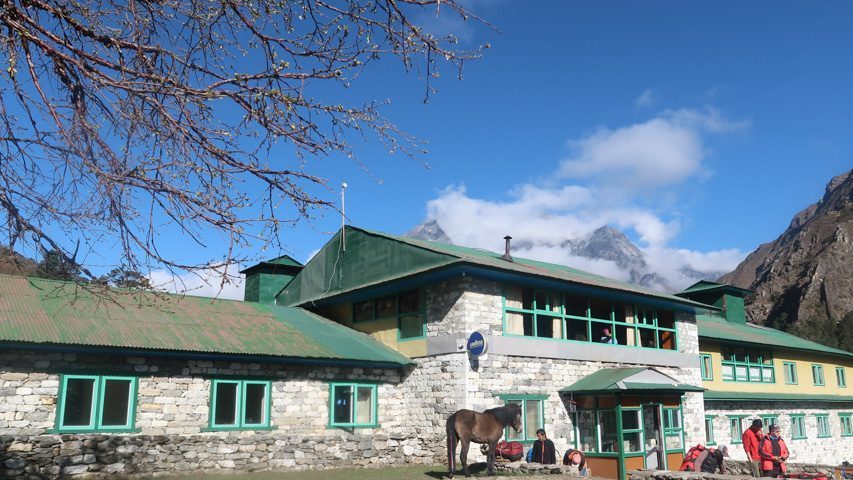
[446,413,458,476]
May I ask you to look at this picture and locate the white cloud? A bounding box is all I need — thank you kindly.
[422,107,748,292]
[149,264,244,301]
[635,89,654,108]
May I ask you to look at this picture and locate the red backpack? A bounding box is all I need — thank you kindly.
[495,441,524,461]
[679,444,706,471]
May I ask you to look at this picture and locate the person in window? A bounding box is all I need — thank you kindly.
[531,429,557,465]
[759,424,788,478]
[599,328,616,344]
[742,418,764,477]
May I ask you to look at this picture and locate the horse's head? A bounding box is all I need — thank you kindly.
[508,403,523,434]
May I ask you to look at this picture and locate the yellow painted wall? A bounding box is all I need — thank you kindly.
[701,340,853,394]
[315,302,426,357]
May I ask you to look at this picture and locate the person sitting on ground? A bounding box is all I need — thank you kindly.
[759,424,789,478]
[563,447,588,475]
[531,428,557,465]
[693,445,729,474]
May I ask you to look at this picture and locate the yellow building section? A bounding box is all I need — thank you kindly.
[701,340,853,394]
[314,302,426,358]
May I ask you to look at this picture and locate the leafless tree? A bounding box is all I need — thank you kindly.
[0,0,488,290]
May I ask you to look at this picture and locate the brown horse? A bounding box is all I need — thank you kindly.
[446,403,522,477]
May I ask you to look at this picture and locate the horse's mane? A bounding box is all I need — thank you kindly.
[484,404,519,426]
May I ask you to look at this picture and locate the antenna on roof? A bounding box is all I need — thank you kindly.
[341,182,348,252]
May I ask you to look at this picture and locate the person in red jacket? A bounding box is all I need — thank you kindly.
[742,418,764,477]
[759,424,789,478]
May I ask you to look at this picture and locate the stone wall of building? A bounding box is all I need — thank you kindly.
[0,348,460,477]
[705,401,853,465]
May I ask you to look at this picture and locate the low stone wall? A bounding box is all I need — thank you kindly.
[0,433,433,478]
[628,460,837,480]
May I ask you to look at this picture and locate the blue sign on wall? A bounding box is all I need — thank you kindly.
[467,331,487,357]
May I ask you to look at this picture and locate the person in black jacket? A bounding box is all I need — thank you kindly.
[531,429,557,465]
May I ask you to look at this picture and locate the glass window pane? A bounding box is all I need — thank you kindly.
[658,330,675,350]
[521,288,534,310]
[736,365,748,381]
[101,379,131,427]
[506,311,525,335]
[534,291,547,310]
[356,386,374,425]
[705,418,715,444]
[622,410,640,430]
[599,410,618,452]
[214,382,239,426]
[623,432,642,452]
[506,400,523,440]
[333,385,352,424]
[536,315,558,338]
[564,294,587,317]
[566,318,589,341]
[243,383,266,425]
[62,378,95,427]
[399,314,424,339]
[577,411,597,453]
[665,433,682,450]
[398,290,420,314]
[749,366,761,381]
[589,298,612,320]
[639,328,657,348]
[657,310,675,329]
[525,400,542,440]
[375,295,396,317]
[353,301,373,322]
[722,364,734,380]
[762,367,774,383]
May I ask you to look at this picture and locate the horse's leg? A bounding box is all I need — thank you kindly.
[459,437,471,477]
[487,440,498,475]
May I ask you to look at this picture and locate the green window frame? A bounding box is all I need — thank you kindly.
[352,290,426,341]
[729,415,747,444]
[208,379,271,430]
[704,415,716,446]
[721,347,775,383]
[663,407,684,453]
[812,364,825,386]
[761,414,779,428]
[500,394,546,443]
[328,382,378,428]
[815,414,831,438]
[783,362,798,385]
[502,285,678,351]
[836,367,847,388]
[621,408,644,454]
[55,374,138,433]
[700,354,713,381]
[790,414,807,440]
[840,413,853,437]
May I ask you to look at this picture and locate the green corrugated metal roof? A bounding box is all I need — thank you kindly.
[704,391,853,403]
[559,367,704,394]
[240,255,303,275]
[697,313,853,359]
[0,275,411,366]
[279,226,715,311]
[679,280,753,296]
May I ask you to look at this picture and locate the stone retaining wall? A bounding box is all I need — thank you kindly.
[628,460,837,480]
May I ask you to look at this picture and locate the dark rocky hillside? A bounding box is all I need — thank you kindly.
[719,169,853,352]
[0,246,38,277]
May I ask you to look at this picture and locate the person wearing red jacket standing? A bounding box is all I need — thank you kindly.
[759,424,789,478]
[742,419,764,477]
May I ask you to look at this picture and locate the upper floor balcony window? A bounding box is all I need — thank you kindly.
[721,347,775,383]
[502,286,677,351]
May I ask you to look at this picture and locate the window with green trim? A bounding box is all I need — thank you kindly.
[761,414,779,428]
[729,416,746,444]
[622,408,643,453]
[352,290,425,341]
[783,362,798,384]
[56,375,137,432]
[663,407,684,452]
[700,354,713,381]
[504,397,544,443]
[840,413,853,437]
[329,382,377,428]
[836,367,847,388]
[812,364,825,386]
[576,409,599,453]
[721,347,774,383]
[704,415,716,445]
[790,415,806,439]
[815,414,830,438]
[209,379,271,430]
[502,285,677,350]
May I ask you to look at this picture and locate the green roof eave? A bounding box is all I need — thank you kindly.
[678,280,753,297]
[697,314,853,359]
[559,367,704,394]
[703,391,853,403]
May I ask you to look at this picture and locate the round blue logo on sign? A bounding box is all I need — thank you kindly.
[467,331,487,357]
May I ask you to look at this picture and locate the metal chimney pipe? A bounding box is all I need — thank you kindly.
[500,235,513,262]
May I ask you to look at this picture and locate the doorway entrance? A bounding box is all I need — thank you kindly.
[642,404,665,470]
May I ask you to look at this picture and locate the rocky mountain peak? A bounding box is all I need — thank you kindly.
[405,219,452,244]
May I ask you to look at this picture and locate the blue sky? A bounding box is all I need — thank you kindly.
[33,1,853,297]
